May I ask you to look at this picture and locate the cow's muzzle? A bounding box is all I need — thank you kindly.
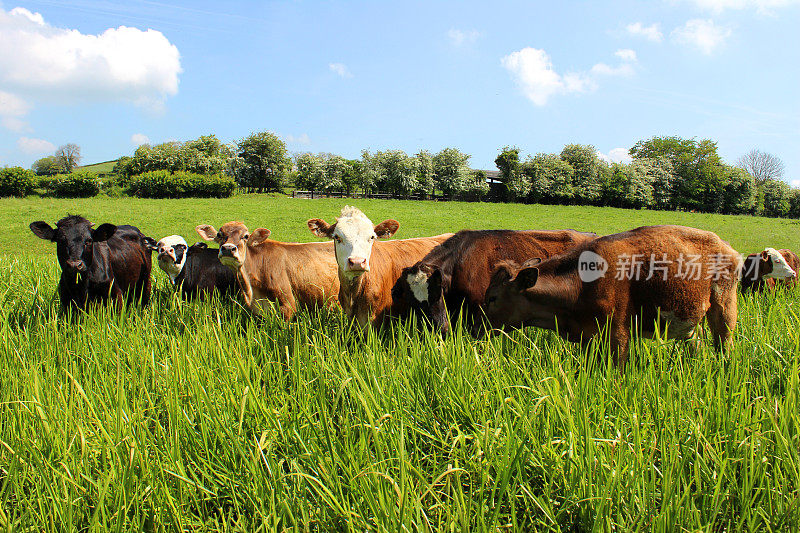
[346,257,369,272]
[65,259,87,273]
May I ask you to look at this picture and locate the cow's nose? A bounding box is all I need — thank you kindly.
[347,257,368,270]
[220,244,236,256]
[66,259,85,272]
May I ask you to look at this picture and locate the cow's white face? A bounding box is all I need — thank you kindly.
[156,235,188,283]
[763,248,796,279]
[308,206,399,280]
[406,269,430,303]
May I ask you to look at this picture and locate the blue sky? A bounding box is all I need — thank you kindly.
[1,0,798,181]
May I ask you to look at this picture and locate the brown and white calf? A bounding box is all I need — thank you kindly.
[482,225,741,366]
[740,248,798,292]
[307,206,453,328]
[196,221,339,319]
[392,229,597,333]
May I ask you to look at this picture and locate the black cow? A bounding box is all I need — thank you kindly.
[30,215,153,311]
[151,235,237,299]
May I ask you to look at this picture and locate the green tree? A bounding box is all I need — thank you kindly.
[31,155,64,176]
[523,153,574,204]
[630,136,724,212]
[761,178,791,218]
[413,150,435,197]
[721,165,756,215]
[560,144,602,204]
[233,131,291,192]
[433,147,472,197]
[788,189,800,218]
[294,153,323,191]
[623,160,654,209]
[494,146,523,200]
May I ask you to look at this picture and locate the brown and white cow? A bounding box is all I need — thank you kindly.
[740,248,798,292]
[482,225,741,366]
[307,206,453,328]
[196,221,339,319]
[391,229,597,333]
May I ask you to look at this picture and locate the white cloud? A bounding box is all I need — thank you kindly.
[615,49,637,62]
[599,148,633,164]
[0,90,31,131]
[502,47,640,105]
[501,48,592,106]
[131,133,150,146]
[0,7,182,111]
[791,179,800,188]
[284,133,311,145]
[671,19,732,55]
[329,63,352,78]
[626,22,664,42]
[681,0,800,13]
[447,28,481,46]
[17,136,55,154]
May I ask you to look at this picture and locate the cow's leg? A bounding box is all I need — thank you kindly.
[278,294,297,321]
[707,286,737,352]
[610,317,630,368]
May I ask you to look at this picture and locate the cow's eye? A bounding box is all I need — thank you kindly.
[486,296,497,304]
[243,234,249,240]
[333,235,342,243]
[84,239,92,246]
[370,235,376,241]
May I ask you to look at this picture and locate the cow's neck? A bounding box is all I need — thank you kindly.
[236,259,256,307]
[339,271,371,325]
[529,271,581,309]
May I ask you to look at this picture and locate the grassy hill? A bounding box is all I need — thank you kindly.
[76,159,118,174]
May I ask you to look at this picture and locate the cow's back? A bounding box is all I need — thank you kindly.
[450,229,595,305]
[180,247,238,298]
[106,225,152,298]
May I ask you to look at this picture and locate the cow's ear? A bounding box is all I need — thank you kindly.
[196,224,218,241]
[188,242,207,251]
[248,228,271,247]
[761,250,770,261]
[514,267,539,289]
[30,221,55,241]
[92,223,117,242]
[491,261,518,285]
[308,218,335,238]
[374,219,399,239]
[142,236,158,251]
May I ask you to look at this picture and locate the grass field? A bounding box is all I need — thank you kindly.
[76,160,118,174]
[1,195,799,531]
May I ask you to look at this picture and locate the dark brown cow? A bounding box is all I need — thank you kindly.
[392,229,597,333]
[482,225,741,366]
[740,248,798,292]
[196,221,339,319]
[307,206,453,328]
[30,215,153,311]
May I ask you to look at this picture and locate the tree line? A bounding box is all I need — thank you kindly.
[19,131,796,218]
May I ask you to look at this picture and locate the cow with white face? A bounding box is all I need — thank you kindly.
[151,233,238,299]
[308,206,400,278]
[308,206,453,328]
[155,235,188,283]
[741,247,799,292]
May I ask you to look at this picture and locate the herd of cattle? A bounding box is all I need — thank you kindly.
[29,206,800,365]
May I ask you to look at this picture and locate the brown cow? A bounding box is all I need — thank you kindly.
[307,206,453,328]
[392,229,597,333]
[482,225,741,366]
[740,248,798,292]
[196,221,339,319]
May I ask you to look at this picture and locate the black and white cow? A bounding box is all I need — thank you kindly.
[30,215,153,311]
[152,234,237,299]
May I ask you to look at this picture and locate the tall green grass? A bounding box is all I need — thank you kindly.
[1,257,798,531]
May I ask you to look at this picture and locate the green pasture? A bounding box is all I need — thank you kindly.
[3,194,800,257]
[0,196,799,531]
